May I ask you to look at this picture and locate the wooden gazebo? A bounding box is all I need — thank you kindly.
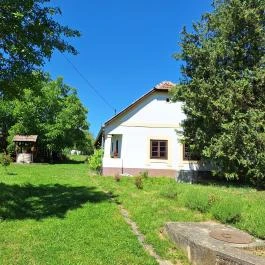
[13,135,38,163]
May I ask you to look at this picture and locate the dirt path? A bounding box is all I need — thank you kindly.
[118,204,174,265]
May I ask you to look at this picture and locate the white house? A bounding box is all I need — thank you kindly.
[95,81,207,179]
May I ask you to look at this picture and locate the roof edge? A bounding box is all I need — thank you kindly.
[103,81,175,127]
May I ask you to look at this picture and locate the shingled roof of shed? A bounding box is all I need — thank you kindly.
[13,135,38,142]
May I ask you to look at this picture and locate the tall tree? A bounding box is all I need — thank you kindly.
[0,0,80,98]
[173,0,265,186]
[7,77,89,159]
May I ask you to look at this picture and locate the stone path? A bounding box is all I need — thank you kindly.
[118,205,174,265]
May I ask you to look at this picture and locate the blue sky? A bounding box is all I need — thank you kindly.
[45,0,213,136]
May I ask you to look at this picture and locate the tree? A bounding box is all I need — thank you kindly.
[74,131,94,155]
[0,0,80,98]
[173,0,265,186]
[0,99,15,152]
[6,77,89,160]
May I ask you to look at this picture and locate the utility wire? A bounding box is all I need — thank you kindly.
[13,36,116,114]
[62,54,116,114]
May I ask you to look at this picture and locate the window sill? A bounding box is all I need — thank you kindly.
[149,158,169,163]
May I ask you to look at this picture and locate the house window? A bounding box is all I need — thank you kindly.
[150,140,168,159]
[183,144,200,161]
[110,134,122,158]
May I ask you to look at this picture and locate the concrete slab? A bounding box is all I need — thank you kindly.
[165,222,265,265]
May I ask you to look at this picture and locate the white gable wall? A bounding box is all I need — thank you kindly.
[102,91,199,177]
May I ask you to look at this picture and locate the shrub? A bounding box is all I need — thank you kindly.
[0,154,12,173]
[135,175,143,189]
[88,149,103,173]
[211,197,243,224]
[140,171,149,179]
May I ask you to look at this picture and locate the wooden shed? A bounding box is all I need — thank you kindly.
[13,135,38,163]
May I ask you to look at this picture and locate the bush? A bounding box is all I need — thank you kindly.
[211,197,243,224]
[0,154,13,172]
[88,149,103,173]
[135,175,143,189]
[140,171,149,179]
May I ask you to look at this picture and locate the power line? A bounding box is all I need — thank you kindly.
[13,36,117,114]
[62,54,116,113]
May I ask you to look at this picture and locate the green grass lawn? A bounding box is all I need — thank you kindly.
[90,175,265,263]
[0,164,157,265]
[1,162,264,265]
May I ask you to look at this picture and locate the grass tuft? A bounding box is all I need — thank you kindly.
[135,175,144,189]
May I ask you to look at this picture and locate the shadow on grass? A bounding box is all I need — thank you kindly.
[0,183,115,220]
[6,172,17,176]
[55,159,86,165]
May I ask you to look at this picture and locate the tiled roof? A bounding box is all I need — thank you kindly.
[13,135,38,142]
[154,81,175,90]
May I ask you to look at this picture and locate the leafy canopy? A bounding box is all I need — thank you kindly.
[0,0,80,98]
[173,0,265,186]
[6,76,90,156]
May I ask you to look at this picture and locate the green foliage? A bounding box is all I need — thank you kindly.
[140,170,149,179]
[0,154,12,167]
[160,185,179,200]
[211,197,243,224]
[5,76,89,156]
[74,131,94,155]
[173,0,265,186]
[0,0,80,98]
[0,100,15,152]
[238,201,265,239]
[182,190,211,213]
[88,149,103,173]
[0,154,12,172]
[135,175,143,189]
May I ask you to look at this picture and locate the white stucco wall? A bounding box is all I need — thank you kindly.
[102,92,199,175]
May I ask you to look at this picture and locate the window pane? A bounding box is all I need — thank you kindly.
[160,142,166,147]
[160,151,166,158]
[160,146,166,152]
[183,143,200,161]
[152,141,158,147]
[152,151,158,157]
